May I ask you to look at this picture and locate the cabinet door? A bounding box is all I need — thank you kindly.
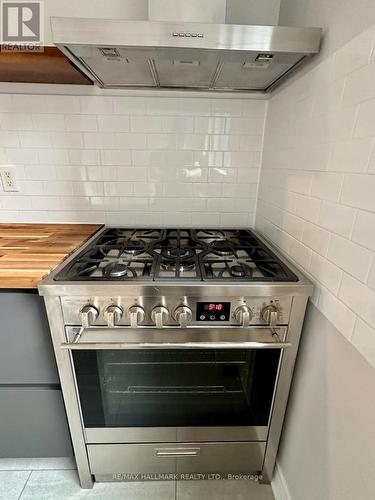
[0,388,73,457]
[0,291,58,384]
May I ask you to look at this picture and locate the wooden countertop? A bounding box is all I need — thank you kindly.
[0,224,103,289]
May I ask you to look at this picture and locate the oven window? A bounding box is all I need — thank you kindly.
[73,349,281,428]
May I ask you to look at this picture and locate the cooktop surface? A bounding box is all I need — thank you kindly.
[55,228,298,282]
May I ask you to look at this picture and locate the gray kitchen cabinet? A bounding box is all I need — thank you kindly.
[0,290,73,457]
[0,388,72,457]
[0,291,58,384]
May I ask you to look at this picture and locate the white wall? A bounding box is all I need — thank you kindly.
[0,93,265,226]
[256,23,375,370]
[257,3,375,499]
[280,0,375,56]
[274,304,375,500]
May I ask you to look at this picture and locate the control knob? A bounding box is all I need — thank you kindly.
[173,305,192,328]
[151,306,169,328]
[127,305,145,328]
[104,305,123,328]
[261,304,279,327]
[234,305,252,327]
[79,305,99,328]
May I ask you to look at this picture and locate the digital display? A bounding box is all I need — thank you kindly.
[206,303,223,311]
[196,302,231,321]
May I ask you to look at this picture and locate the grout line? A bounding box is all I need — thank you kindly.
[17,470,32,500]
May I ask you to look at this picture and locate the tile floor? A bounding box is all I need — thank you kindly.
[0,458,275,500]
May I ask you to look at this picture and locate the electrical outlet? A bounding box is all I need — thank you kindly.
[0,167,19,192]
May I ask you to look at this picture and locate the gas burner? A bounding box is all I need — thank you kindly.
[160,260,196,272]
[103,262,129,278]
[55,228,299,282]
[161,247,196,261]
[122,240,146,255]
[210,240,234,256]
[230,264,251,278]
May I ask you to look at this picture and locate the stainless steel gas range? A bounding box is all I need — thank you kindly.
[38,228,313,488]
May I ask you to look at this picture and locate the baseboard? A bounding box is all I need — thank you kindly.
[271,462,292,500]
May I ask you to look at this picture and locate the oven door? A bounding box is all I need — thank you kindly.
[64,326,288,444]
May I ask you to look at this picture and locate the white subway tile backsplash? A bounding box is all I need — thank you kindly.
[26,165,56,180]
[147,133,176,150]
[354,99,375,137]
[80,96,113,114]
[73,182,104,197]
[327,234,372,282]
[178,98,211,116]
[65,114,98,132]
[328,137,373,172]
[84,132,115,149]
[208,167,237,183]
[133,182,163,197]
[51,132,84,149]
[113,97,146,115]
[163,183,193,197]
[210,134,240,151]
[310,252,343,294]
[366,257,375,290]
[56,166,87,181]
[0,113,32,130]
[192,183,221,198]
[339,273,375,326]
[103,182,133,197]
[11,94,45,112]
[68,149,100,165]
[301,222,331,256]
[97,115,130,132]
[311,172,344,202]
[282,212,304,240]
[115,133,147,149]
[162,116,194,133]
[331,27,375,80]
[100,149,132,166]
[19,131,50,148]
[45,96,80,114]
[37,148,69,165]
[256,24,375,368]
[0,131,19,147]
[342,60,375,106]
[318,201,356,238]
[131,116,162,133]
[341,174,375,211]
[176,134,209,151]
[295,195,322,222]
[32,114,65,131]
[6,148,39,164]
[352,210,375,251]
[146,98,178,116]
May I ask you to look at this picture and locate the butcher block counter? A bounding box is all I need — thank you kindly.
[0,223,103,288]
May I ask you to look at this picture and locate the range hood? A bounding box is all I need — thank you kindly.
[51,16,321,93]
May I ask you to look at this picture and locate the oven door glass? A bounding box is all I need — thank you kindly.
[73,349,281,428]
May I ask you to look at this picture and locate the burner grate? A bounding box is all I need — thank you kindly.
[54,228,298,282]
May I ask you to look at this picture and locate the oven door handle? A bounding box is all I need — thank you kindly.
[61,326,291,350]
[61,341,291,350]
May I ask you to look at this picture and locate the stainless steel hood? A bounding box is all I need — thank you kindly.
[51,17,322,92]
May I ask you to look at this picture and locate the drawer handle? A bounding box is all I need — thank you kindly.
[154,448,200,457]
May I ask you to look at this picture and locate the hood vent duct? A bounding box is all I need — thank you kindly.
[51,2,321,93]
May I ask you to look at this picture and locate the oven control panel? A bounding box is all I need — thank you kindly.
[196,302,231,322]
[61,295,293,328]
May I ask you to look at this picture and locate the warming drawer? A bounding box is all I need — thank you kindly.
[87,442,266,476]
